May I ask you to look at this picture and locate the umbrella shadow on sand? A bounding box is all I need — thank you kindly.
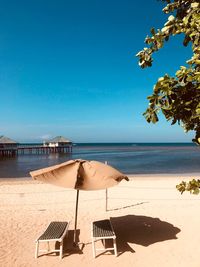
[110,215,181,255]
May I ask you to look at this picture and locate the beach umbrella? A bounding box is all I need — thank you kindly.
[30,159,129,244]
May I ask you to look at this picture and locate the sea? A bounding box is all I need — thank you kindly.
[0,143,200,178]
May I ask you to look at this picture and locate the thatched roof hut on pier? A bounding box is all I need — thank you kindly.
[44,136,72,147]
[0,135,18,148]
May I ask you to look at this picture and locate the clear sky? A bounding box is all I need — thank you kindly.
[0,0,194,143]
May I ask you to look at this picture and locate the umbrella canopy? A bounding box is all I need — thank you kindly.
[30,159,128,190]
[30,159,129,244]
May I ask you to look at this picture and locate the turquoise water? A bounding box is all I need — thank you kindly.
[0,143,200,178]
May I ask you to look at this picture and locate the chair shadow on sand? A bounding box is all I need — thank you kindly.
[55,216,180,257]
[110,215,181,255]
[55,229,84,258]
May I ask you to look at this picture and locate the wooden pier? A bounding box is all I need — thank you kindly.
[0,145,72,158]
[0,148,17,157]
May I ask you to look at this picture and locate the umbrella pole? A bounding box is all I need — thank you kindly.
[105,189,108,211]
[105,161,108,211]
[74,189,79,245]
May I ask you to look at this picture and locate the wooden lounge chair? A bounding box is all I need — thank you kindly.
[35,221,70,259]
[91,219,117,258]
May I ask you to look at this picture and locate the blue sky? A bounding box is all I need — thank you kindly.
[0,0,193,143]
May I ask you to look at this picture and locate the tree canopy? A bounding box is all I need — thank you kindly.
[136,0,200,143]
[137,0,200,194]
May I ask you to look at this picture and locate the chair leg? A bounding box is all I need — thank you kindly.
[60,241,63,259]
[35,241,39,258]
[113,238,117,256]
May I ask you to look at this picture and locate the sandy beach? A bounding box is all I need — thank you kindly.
[0,175,200,267]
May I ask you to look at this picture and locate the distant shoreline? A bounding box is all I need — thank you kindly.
[1,173,200,184]
[18,142,196,145]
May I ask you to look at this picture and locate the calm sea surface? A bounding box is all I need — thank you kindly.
[0,143,200,178]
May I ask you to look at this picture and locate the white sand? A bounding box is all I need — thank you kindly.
[0,175,200,267]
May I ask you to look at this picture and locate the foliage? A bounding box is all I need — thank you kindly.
[137,0,200,194]
[136,0,200,143]
[176,178,200,194]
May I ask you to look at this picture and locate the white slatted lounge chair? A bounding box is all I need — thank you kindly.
[35,221,70,259]
[91,219,117,258]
